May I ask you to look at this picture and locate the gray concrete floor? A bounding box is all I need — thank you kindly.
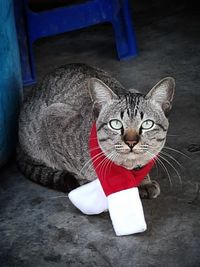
[1,1,200,266]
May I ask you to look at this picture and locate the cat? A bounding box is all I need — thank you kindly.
[17,63,175,198]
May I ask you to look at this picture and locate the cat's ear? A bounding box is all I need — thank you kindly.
[88,78,118,110]
[145,77,175,116]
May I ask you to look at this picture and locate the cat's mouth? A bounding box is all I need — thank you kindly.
[115,145,147,155]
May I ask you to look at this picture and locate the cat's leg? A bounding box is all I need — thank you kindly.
[139,174,161,199]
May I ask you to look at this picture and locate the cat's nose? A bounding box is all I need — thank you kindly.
[123,129,139,151]
[125,140,138,149]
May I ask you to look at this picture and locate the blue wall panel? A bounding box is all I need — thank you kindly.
[0,0,22,167]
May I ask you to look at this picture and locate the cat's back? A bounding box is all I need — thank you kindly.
[20,63,125,131]
[24,63,124,106]
[19,63,125,156]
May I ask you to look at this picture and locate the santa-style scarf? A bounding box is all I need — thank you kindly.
[69,123,155,236]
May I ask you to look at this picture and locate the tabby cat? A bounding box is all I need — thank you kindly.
[17,63,175,198]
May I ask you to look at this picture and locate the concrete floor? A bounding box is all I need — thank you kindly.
[0,1,200,266]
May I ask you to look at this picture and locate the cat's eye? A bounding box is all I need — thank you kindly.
[141,120,154,130]
[109,119,123,130]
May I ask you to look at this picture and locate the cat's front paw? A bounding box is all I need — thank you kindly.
[139,180,161,199]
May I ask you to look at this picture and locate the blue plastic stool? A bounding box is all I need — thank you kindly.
[14,0,138,86]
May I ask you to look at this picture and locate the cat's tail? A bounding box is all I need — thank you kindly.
[16,146,79,193]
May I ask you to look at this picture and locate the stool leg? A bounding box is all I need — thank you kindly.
[13,0,36,86]
[111,0,138,59]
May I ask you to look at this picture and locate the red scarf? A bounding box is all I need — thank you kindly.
[89,123,155,196]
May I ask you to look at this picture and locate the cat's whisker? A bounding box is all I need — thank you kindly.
[104,151,122,181]
[157,153,182,185]
[149,145,184,167]
[160,151,182,168]
[159,151,183,185]
[115,143,123,147]
[147,153,159,178]
[99,157,110,181]
[153,157,160,180]
[82,147,115,179]
[135,148,148,151]
[115,147,148,151]
[80,150,106,176]
[102,152,116,181]
[115,145,124,150]
[156,157,173,187]
[80,150,104,171]
[152,155,163,180]
[107,152,117,174]
[96,152,110,179]
[163,145,191,160]
[147,151,173,187]
[83,154,106,178]
[95,151,115,181]
[143,143,183,185]
[140,145,149,148]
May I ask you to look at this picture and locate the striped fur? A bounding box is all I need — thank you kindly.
[17,63,175,193]
[17,146,79,192]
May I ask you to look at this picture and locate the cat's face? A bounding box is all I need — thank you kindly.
[89,77,175,169]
